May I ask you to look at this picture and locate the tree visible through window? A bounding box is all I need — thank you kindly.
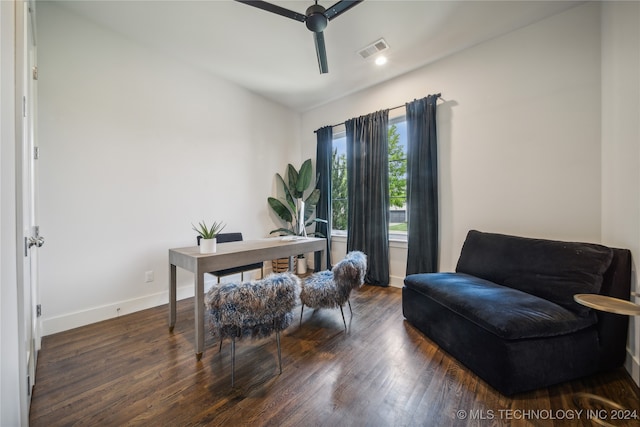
[331,118,407,237]
[331,144,348,230]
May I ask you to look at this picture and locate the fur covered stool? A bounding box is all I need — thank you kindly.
[299,251,367,331]
[205,272,301,386]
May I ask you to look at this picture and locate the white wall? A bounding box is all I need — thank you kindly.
[601,1,640,387]
[37,2,301,334]
[302,3,602,286]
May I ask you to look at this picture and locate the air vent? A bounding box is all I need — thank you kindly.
[357,38,389,60]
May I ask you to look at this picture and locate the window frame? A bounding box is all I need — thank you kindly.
[329,114,408,242]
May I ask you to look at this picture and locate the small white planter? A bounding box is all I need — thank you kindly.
[296,257,307,275]
[200,238,216,254]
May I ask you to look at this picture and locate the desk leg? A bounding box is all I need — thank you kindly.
[169,264,177,332]
[195,269,205,360]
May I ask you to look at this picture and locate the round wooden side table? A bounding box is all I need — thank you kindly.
[572,293,640,427]
[574,294,640,316]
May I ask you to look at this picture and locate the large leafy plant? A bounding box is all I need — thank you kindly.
[268,159,321,236]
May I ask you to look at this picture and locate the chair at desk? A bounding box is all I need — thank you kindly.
[198,232,264,283]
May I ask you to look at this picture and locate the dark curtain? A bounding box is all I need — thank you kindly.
[405,95,439,275]
[315,126,333,270]
[345,110,390,286]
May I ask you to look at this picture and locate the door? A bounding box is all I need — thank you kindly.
[17,0,42,413]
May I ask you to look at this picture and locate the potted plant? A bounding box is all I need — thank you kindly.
[268,159,321,273]
[192,220,226,254]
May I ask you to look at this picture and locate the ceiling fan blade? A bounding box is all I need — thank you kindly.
[314,31,329,74]
[325,0,364,20]
[234,0,306,22]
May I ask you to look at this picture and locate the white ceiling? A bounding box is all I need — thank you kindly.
[52,0,583,112]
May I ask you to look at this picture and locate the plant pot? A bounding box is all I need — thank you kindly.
[272,257,297,273]
[296,257,307,275]
[200,238,216,254]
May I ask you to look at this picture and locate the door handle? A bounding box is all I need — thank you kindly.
[24,226,45,256]
[27,235,44,249]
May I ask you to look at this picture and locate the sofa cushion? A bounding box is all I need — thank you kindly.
[404,273,597,340]
[455,230,614,316]
[502,275,595,318]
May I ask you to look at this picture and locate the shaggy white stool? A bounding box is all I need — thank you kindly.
[299,251,367,332]
[205,272,300,386]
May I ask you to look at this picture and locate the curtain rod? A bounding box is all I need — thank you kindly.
[315,93,441,133]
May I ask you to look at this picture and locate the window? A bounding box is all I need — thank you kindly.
[331,132,348,233]
[331,116,408,240]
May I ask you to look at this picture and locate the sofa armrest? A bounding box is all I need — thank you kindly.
[596,248,632,370]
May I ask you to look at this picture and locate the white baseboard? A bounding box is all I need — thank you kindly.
[389,274,404,288]
[42,285,190,336]
[625,348,640,387]
[42,275,225,336]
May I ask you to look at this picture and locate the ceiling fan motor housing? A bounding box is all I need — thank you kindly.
[305,4,328,32]
[234,0,364,74]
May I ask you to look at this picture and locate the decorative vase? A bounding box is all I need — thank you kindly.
[200,238,216,254]
[296,257,307,275]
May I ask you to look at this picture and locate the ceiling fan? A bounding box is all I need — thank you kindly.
[235,0,364,74]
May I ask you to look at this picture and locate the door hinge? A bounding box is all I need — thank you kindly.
[34,146,39,160]
[36,304,42,317]
[27,375,31,396]
[22,96,26,118]
[32,66,38,80]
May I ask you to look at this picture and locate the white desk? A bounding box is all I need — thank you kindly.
[169,237,326,359]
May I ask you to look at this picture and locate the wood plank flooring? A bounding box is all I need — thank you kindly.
[30,285,640,426]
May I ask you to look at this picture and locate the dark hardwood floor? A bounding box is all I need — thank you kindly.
[30,285,640,426]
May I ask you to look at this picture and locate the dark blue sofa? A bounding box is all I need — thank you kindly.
[402,230,631,395]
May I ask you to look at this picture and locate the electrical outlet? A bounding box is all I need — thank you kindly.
[145,270,154,283]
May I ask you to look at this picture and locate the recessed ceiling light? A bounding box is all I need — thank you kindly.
[375,56,388,66]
